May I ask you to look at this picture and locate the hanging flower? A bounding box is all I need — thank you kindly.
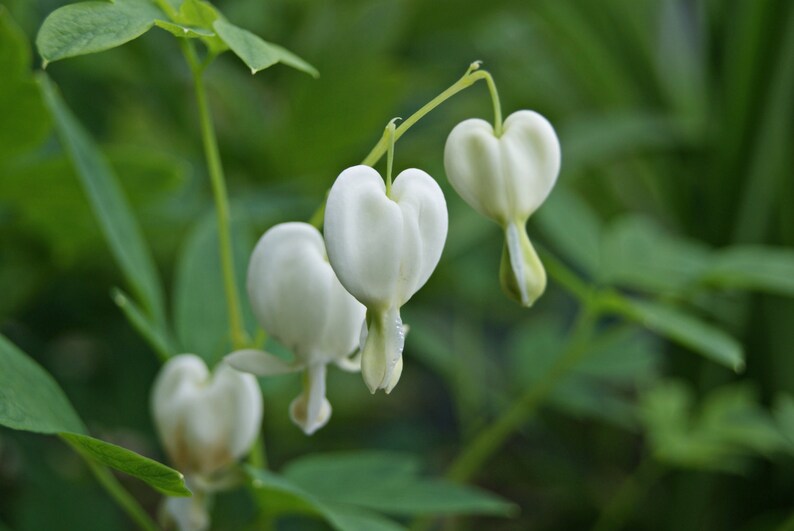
[323,165,448,393]
[151,354,263,530]
[226,222,366,435]
[444,110,560,307]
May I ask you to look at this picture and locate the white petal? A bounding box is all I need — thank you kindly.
[247,222,365,365]
[324,165,448,308]
[360,307,405,393]
[289,364,332,435]
[500,221,547,307]
[444,110,560,223]
[151,354,263,476]
[324,165,404,309]
[225,349,304,376]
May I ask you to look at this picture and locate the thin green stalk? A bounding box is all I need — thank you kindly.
[385,119,398,195]
[592,456,663,531]
[361,62,503,167]
[446,303,599,483]
[182,42,248,350]
[75,447,160,531]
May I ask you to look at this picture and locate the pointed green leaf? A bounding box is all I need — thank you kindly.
[213,19,318,77]
[36,0,164,65]
[702,246,794,296]
[38,73,166,328]
[154,20,214,39]
[604,295,744,372]
[61,433,191,497]
[284,452,515,517]
[0,334,86,435]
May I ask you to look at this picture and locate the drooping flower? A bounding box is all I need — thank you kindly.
[444,110,560,307]
[151,354,263,531]
[226,222,366,435]
[323,165,448,393]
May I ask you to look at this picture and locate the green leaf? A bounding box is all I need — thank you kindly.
[61,433,191,497]
[604,295,744,372]
[284,452,515,517]
[36,0,164,65]
[0,334,86,435]
[0,8,51,165]
[38,74,167,328]
[701,246,794,296]
[173,212,254,363]
[213,19,319,77]
[640,381,787,473]
[153,20,214,39]
[775,394,794,452]
[534,188,603,276]
[600,216,711,294]
[246,467,407,531]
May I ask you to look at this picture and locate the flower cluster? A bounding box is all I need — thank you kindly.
[149,70,559,530]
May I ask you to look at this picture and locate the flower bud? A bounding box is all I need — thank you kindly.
[444,110,560,306]
[324,165,448,393]
[226,222,365,435]
[151,354,262,479]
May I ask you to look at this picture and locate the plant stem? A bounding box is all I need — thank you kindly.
[446,303,599,483]
[78,450,160,531]
[385,119,397,195]
[183,42,248,350]
[361,63,503,167]
[592,457,663,531]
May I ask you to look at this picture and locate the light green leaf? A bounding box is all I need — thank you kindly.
[640,381,787,473]
[213,19,319,77]
[39,74,167,328]
[702,246,794,296]
[61,433,190,497]
[0,334,86,435]
[284,452,515,517]
[36,0,164,65]
[173,212,254,363]
[154,20,214,39]
[320,504,406,531]
[600,215,711,294]
[604,295,744,372]
[534,188,603,276]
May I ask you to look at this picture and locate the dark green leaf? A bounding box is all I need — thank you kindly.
[61,432,191,497]
[36,0,164,65]
[0,334,86,435]
[213,19,318,77]
[604,295,744,372]
[39,74,167,327]
[284,452,514,517]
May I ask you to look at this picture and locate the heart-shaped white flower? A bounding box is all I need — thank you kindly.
[444,110,560,306]
[323,165,448,393]
[226,222,366,435]
[151,354,262,479]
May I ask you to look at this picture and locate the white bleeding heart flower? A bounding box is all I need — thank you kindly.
[444,110,561,307]
[151,354,263,479]
[225,222,365,435]
[323,165,448,393]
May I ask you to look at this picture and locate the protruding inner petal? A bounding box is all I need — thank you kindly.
[225,349,304,376]
[360,307,405,394]
[289,363,332,435]
[334,350,362,372]
[500,221,546,307]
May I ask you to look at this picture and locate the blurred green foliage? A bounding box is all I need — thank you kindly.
[1,0,794,530]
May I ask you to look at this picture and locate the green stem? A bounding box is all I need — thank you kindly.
[446,303,599,483]
[592,457,663,531]
[385,119,397,195]
[361,63,503,167]
[183,41,248,350]
[75,447,160,531]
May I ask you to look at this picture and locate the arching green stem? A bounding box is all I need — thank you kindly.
[385,118,398,196]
